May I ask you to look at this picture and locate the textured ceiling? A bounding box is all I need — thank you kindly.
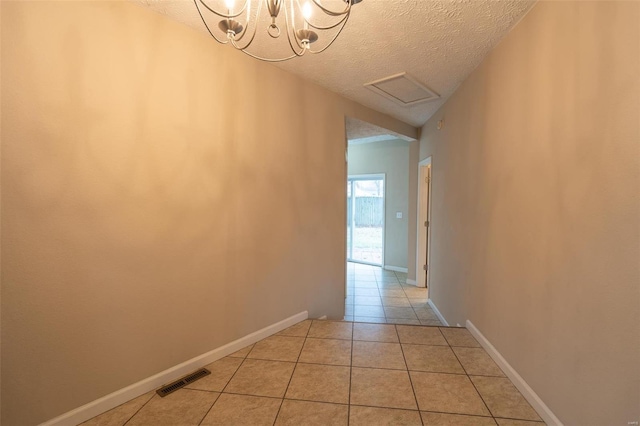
[134,0,536,127]
[346,117,413,145]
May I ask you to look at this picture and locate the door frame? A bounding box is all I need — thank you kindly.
[347,173,386,267]
[415,157,432,289]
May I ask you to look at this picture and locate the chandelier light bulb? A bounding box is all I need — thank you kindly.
[302,2,312,20]
[302,2,311,30]
[224,0,235,12]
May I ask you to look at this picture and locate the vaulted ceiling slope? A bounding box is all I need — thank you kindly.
[136,0,536,127]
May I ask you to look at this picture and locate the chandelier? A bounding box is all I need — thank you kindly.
[194,0,362,62]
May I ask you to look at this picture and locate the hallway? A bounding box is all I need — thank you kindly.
[82,320,545,425]
[346,262,441,326]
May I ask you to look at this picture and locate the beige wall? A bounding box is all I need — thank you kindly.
[420,2,639,425]
[0,2,416,424]
[348,140,411,270]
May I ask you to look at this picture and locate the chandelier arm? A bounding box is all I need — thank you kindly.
[194,0,229,44]
[294,0,349,30]
[198,0,250,19]
[232,0,262,42]
[238,50,299,62]
[308,11,349,30]
[285,29,307,55]
[310,0,350,17]
[286,0,308,52]
[229,0,264,48]
[308,10,351,54]
[229,30,257,50]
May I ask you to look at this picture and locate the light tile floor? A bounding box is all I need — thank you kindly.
[83,320,546,425]
[346,262,442,326]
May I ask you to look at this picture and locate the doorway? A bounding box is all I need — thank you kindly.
[347,175,385,266]
[416,157,432,289]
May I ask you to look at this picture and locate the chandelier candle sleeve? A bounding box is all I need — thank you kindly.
[194,0,362,62]
[303,2,311,30]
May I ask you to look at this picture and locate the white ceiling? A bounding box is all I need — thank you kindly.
[135,0,535,127]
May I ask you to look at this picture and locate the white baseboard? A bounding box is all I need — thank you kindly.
[427,299,449,326]
[405,279,417,285]
[384,265,408,273]
[41,311,309,426]
[466,320,562,426]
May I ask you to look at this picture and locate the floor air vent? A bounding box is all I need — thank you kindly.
[156,368,211,397]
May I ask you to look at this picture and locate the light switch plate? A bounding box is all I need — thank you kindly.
[396,212,403,219]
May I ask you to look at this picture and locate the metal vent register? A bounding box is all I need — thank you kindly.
[156,368,211,397]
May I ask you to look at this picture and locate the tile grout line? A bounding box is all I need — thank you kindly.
[347,321,354,426]
[402,280,420,324]
[376,272,398,324]
[194,392,221,426]
[222,392,349,406]
[185,388,225,395]
[419,409,498,419]
[196,345,253,426]
[404,325,499,421]
[280,396,351,406]
[351,264,435,326]
[492,415,545,423]
[277,358,479,375]
[220,344,254,394]
[345,316,446,328]
[121,391,156,426]
[199,365,509,421]
[449,340,496,421]
[374,272,384,324]
[271,321,311,425]
[396,324,423,424]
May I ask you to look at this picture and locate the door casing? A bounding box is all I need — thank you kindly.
[347,173,386,267]
[416,157,432,289]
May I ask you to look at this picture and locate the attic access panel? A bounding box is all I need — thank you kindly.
[365,72,440,107]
